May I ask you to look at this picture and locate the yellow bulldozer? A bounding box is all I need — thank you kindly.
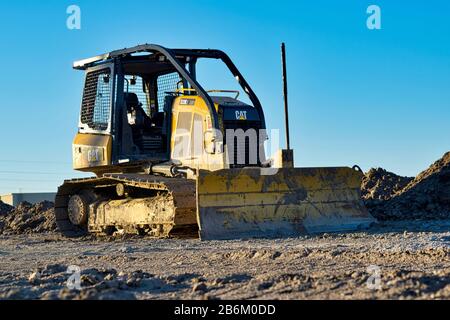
[55,43,375,240]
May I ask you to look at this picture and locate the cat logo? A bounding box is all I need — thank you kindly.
[87,148,102,163]
[235,110,247,120]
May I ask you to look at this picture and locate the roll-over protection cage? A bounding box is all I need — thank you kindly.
[73,44,267,142]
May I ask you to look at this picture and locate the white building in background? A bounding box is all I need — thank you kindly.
[0,193,56,206]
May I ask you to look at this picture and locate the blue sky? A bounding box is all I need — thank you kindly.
[0,0,449,193]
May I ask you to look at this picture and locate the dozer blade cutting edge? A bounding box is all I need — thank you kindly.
[196,167,376,240]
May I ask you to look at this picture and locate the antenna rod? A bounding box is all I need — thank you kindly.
[281,42,291,150]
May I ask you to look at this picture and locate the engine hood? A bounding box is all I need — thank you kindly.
[211,96,260,122]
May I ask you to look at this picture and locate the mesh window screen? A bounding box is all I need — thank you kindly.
[124,75,151,115]
[157,72,181,108]
[81,68,112,131]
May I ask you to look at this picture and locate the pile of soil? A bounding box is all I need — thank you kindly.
[0,201,56,235]
[362,168,413,201]
[363,152,450,220]
[0,201,14,215]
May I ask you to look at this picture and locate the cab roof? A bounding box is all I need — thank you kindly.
[73,43,226,70]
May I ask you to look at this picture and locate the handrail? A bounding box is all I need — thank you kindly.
[175,88,240,100]
[175,88,198,93]
[207,90,240,99]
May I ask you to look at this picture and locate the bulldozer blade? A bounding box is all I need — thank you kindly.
[196,167,376,240]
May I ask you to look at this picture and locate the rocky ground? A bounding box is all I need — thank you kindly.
[0,151,449,300]
[0,220,449,300]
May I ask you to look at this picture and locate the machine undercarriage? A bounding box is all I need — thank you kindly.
[55,174,197,237]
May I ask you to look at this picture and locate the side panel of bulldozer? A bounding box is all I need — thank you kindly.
[72,133,112,172]
[196,167,376,240]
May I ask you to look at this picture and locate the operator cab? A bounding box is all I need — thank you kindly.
[73,44,267,172]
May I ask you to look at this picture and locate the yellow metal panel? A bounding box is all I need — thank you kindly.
[198,167,363,194]
[72,133,112,170]
[170,95,226,171]
[196,167,376,240]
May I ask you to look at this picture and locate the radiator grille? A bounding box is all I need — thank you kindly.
[224,122,261,168]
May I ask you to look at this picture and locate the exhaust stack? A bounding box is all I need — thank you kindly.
[274,42,294,168]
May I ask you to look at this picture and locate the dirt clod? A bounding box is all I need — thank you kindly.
[28,271,41,285]
[192,282,208,292]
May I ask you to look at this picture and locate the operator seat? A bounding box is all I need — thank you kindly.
[124,92,152,128]
[152,112,165,128]
[123,92,164,153]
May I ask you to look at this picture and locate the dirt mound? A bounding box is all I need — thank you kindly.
[0,201,14,216]
[362,168,413,201]
[0,201,56,234]
[363,152,450,220]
